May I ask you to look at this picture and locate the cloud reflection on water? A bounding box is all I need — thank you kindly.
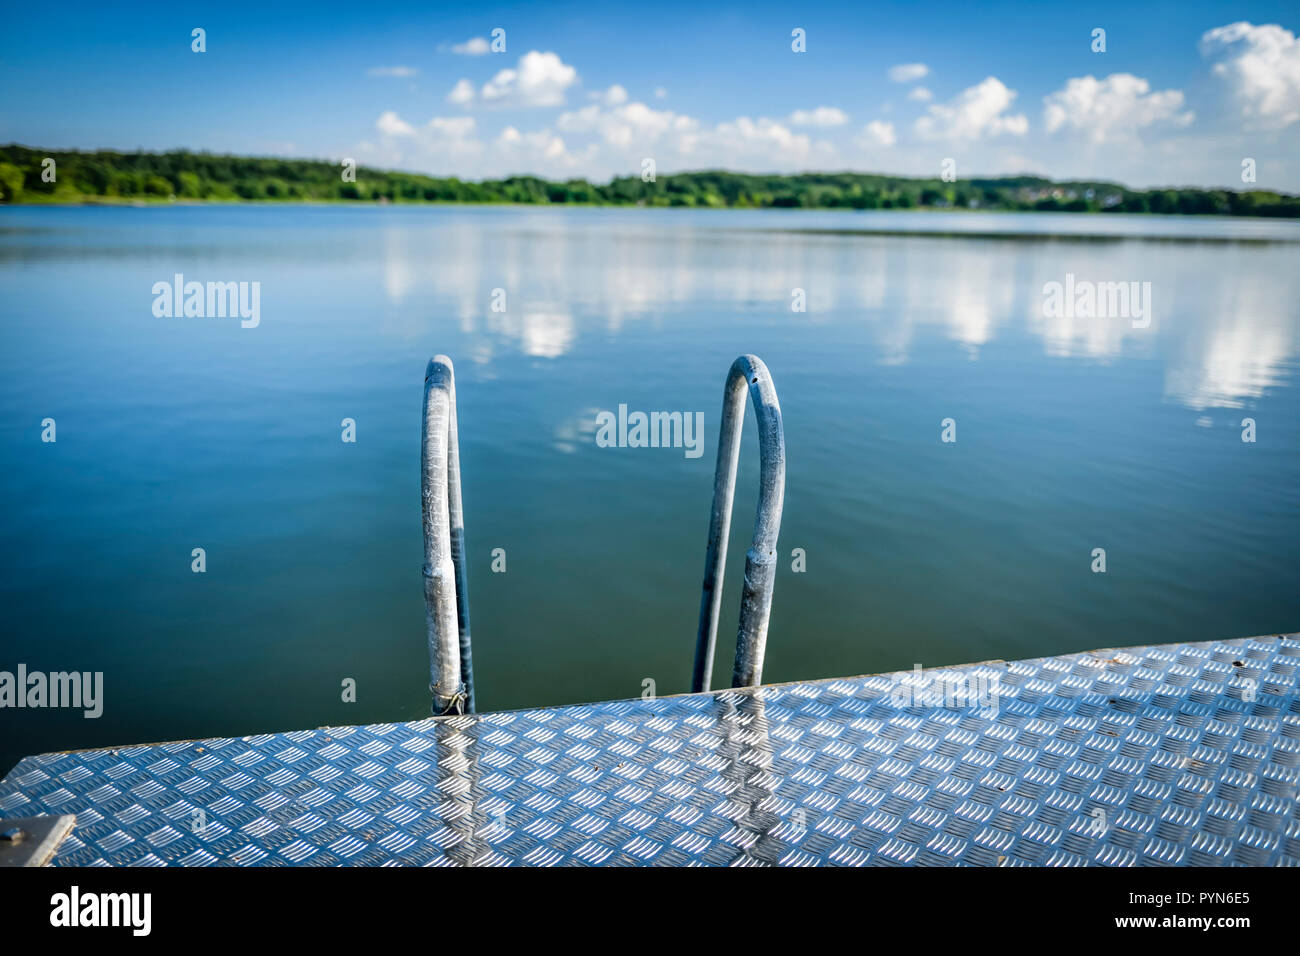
[379,214,1300,410]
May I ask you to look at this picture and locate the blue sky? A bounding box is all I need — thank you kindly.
[3,1,1299,189]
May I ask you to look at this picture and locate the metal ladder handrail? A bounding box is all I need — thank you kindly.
[692,354,786,692]
[421,355,474,715]
[422,352,783,711]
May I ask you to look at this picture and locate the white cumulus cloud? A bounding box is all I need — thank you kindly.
[452,37,490,55]
[1043,74,1193,142]
[1200,21,1300,129]
[589,85,629,106]
[789,106,850,127]
[483,51,578,107]
[858,120,897,147]
[889,63,930,83]
[914,77,1028,141]
[553,101,830,173]
[428,117,477,139]
[557,101,698,149]
[376,110,415,137]
[907,87,933,102]
[712,116,815,161]
[448,51,579,109]
[496,126,571,162]
[446,79,475,106]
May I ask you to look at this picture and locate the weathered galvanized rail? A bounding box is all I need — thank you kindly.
[693,354,786,693]
[421,355,473,715]
[2,633,1296,866]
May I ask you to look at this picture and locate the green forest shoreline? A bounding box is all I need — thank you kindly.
[3,144,1298,217]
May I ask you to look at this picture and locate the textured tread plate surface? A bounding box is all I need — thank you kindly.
[2,634,1298,866]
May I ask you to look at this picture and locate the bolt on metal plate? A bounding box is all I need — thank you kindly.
[0,815,76,867]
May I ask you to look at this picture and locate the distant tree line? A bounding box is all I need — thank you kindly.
[2,145,1297,217]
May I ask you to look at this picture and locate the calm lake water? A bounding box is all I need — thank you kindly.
[2,205,1299,774]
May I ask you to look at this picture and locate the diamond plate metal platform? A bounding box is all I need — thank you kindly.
[2,634,1298,866]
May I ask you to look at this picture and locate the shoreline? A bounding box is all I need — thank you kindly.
[3,196,1299,225]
